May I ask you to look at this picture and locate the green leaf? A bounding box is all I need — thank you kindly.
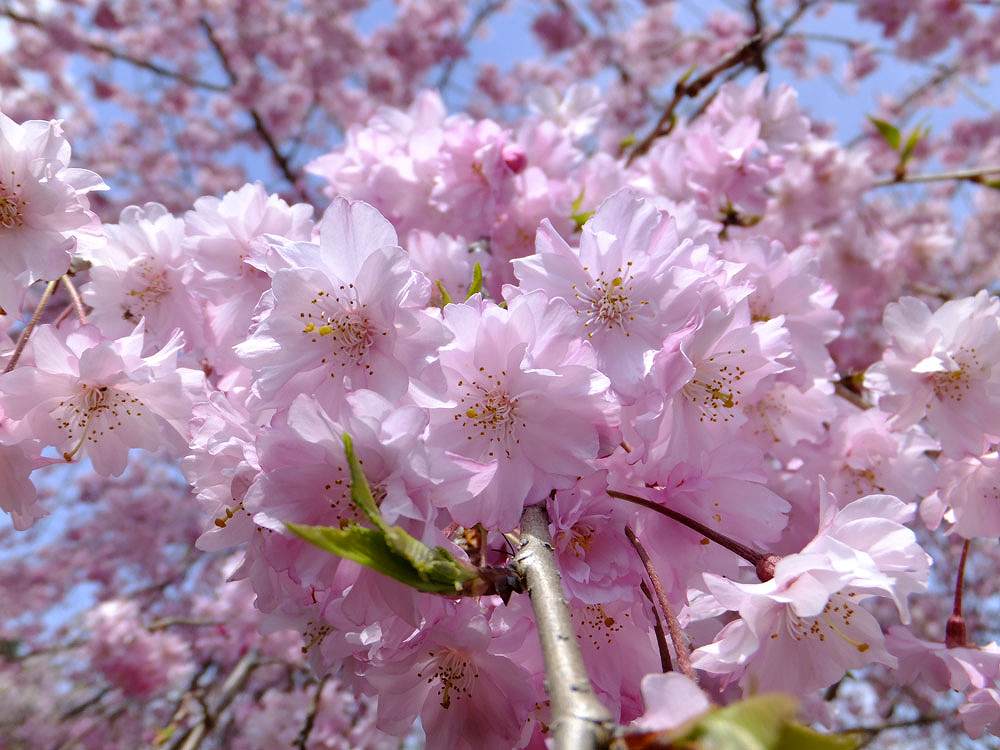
[466,262,483,299]
[694,694,798,749]
[899,125,928,166]
[868,116,901,150]
[980,178,1000,190]
[435,279,453,305]
[287,523,466,594]
[571,189,594,231]
[288,433,480,596]
[775,723,862,750]
[619,133,637,150]
[341,434,383,530]
[621,694,862,750]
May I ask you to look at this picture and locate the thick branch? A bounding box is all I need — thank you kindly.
[513,505,614,750]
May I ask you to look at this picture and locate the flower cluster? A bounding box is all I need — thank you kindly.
[4,58,1000,746]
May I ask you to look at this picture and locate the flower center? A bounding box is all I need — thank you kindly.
[930,346,984,403]
[573,603,629,651]
[779,593,870,653]
[418,648,478,709]
[300,288,381,375]
[54,384,145,461]
[0,179,26,230]
[124,259,173,320]
[683,348,748,424]
[572,263,647,336]
[453,370,523,458]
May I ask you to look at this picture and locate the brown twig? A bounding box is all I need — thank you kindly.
[0,7,227,92]
[172,652,260,750]
[435,1,507,90]
[198,18,309,203]
[610,490,770,571]
[640,581,673,674]
[869,165,1000,188]
[626,526,696,681]
[627,0,816,163]
[294,675,329,750]
[60,274,88,325]
[946,539,972,648]
[3,278,60,373]
[512,505,614,750]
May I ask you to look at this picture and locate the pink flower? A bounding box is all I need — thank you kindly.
[365,600,537,750]
[184,182,313,380]
[887,624,1000,692]
[86,599,191,698]
[235,197,441,406]
[960,688,1000,739]
[548,472,643,604]
[0,436,51,530]
[0,113,106,314]
[929,451,1000,538]
[512,189,705,399]
[630,673,712,733]
[691,488,929,693]
[422,291,618,530]
[82,203,207,352]
[864,292,1000,456]
[632,304,790,463]
[0,323,196,476]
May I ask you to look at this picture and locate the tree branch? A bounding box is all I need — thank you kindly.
[4,278,60,373]
[513,504,614,750]
[609,490,773,577]
[869,165,1000,188]
[198,18,310,203]
[625,526,696,682]
[294,676,328,750]
[60,274,88,325]
[0,7,227,92]
[173,652,260,750]
[627,0,816,163]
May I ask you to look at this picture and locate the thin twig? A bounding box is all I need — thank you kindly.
[198,18,309,203]
[869,165,1000,188]
[834,381,870,410]
[173,652,260,750]
[0,7,226,92]
[4,278,60,373]
[640,581,673,674]
[626,526,696,681]
[146,617,223,632]
[512,505,614,750]
[60,274,88,325]
[627,0,815,163]
[294,676,329,750]
[435,1,507,90]
[609,490,768,570]
[946,539,972,648]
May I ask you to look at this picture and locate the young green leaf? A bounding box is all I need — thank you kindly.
[466,262,483,299]
[868,116,901,150]
[288,432,480,596]
[287,523,469,594]
[899,125,928,167]
[341,434,384,530]
[435,279,453,305]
